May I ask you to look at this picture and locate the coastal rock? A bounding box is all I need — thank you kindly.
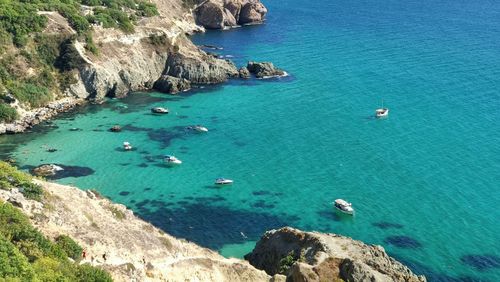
[32,164,64,177]
[224,0,242,22]
[239,1,268,24]
[195,1,226,29]
[238,67,251,78]
[0,188,43,216]
[165,51,238,84]
[247,61,286,78]
[245,227,426,282]
[154,75,191,94]
[109,125,122,132]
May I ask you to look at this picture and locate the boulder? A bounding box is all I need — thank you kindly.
[32,164,64,177]
[224,0,242,22]
[195,1,226,29]
[110,125,122,132]
[165,53,238,84]
[239,2,267,24]
[238,67,251,78]
[247,61,285,78]
[153,75,191,94]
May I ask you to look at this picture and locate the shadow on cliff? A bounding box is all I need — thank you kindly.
[134,200,298,250]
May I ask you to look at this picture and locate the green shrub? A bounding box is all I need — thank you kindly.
[76,263,113,282]
[0,161,43,200]
[278,251,296,274]
[55,235,82,260]
[6,82,52,108]
[0,235,35,280]
[0,103,18,122]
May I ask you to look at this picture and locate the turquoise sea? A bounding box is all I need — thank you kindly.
[1,0,500,280]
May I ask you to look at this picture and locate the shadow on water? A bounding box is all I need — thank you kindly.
[21,164,95,180]
[135,200,298,249]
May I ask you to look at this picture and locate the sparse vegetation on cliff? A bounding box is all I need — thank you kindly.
[0,201,112,281]
[0,161,43,200]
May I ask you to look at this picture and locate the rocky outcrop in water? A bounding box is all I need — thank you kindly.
[245,227,426,282]
[165,51,238,84]
[154,75,191,94]
[247,61,286,78]
[195,0,268,29]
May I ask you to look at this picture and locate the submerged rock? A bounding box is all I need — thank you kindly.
[245,227,426,282]
[110,125,122,132]
[247,61,286,78]
[32,164,64,177]
[154,75,191,94]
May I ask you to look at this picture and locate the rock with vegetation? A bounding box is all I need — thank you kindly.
[247,61,286,78]
[154,75,192,94]
[109,125,122,132]
[31,164,64,178]
[245,227,426,282]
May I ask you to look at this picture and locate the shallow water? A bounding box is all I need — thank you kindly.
[1,0,500,280]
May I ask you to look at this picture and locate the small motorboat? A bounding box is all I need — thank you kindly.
[215,178,233,185]
[193,125,208,132]
[164,155,182,165]
[123,142,132,151]
[375,108,389,118]
[333,199,354,215]
[151,107,169,114]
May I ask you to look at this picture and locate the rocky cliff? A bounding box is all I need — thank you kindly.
[245,227,426,282]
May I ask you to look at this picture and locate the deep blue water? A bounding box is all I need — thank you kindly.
[1,0,500,280]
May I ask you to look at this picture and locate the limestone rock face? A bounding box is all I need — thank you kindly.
[239,1,268,24]
[154,75,191,94]
[32,164,64,177]
[245,227,426,282]
[247,61,286,78]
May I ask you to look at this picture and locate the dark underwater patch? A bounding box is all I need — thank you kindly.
[194,195,225,202]
[372,222,404,229]
[147,127,186,148]
[233,140,246,147]
[180,105,191,108]
[29,164,94,180]
[384,235,422,249]
[137,163,149,168]
[252,190,271,196]
[119,191,131,196]
[134,201,296,249]
[251,200,275,209]
[316,210,341,221]
[144,187,152,191]
[123,124,153,132]
[177,115,189,119]
[461,255,500,271]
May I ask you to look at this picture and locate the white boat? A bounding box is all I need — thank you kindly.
[193,125,208,132]
[375,108,389,118]
[375,100,389,118]
[123,142,132,151]
[215,178,233,185]
[333,199,354,215]
[164,155,182,165]
[151,107,169,114]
